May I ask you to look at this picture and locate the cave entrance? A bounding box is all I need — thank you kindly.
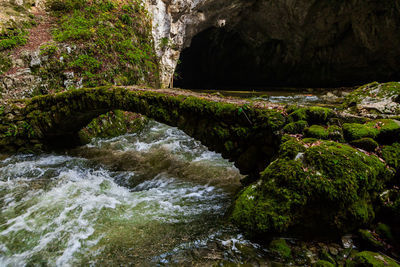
[174,27,277,90]
[173,27,325,90]
[174,26,400,90]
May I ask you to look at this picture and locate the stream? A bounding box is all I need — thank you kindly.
[0,121,267,266]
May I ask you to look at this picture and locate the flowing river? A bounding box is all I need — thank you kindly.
[0,120,268,266]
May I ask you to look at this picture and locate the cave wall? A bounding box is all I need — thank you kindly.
[146,0,400,88]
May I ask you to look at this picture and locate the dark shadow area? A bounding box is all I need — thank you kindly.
[174,27,400,89]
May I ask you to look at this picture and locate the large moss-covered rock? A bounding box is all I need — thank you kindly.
[382,143,400,174]
[268,239,292,260]
[342,82,400,116]
[288,107,334,125]
[346,251,400,267]
[282,120,308,134]
[305,125,343,141]
[350,138,379,152]
[343,119,400,144]
[230,140,393,236]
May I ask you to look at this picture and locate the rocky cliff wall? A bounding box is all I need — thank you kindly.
[148,0,400,87]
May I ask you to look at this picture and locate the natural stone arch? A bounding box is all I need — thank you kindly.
[0,86,286,177]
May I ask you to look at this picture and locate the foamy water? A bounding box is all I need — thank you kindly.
[0,121,262,266]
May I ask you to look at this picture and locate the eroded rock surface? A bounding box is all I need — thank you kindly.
[148,0,400,87]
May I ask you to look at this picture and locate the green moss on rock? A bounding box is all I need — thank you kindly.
[381,143,400,171]
[350,138,379,152]
[346,251,400,267]
[342,82,400,115]
[78,110,147,144]
[269,239,292,260]
[283,120,308,134]
[288,107,334,125]
[358,229,385,250]
[278,138,306,159]
[343,119,400,143]
[230,140,393,236]
[305,125,329,139]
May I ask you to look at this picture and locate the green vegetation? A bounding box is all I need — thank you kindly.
[0,28,28,51]
[37,0,159,91]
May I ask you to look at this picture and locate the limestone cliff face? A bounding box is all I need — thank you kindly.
[146,0,249,87]
[148,0,400,87]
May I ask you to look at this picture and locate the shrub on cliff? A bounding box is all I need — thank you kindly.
[37,0,159,92]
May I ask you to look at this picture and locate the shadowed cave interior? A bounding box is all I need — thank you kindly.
[174,27,400,90]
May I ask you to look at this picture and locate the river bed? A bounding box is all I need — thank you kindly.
[0,121,268,266]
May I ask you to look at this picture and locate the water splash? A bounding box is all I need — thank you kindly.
[0,121,248,266]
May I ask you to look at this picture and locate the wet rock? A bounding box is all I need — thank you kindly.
[342,82,400,116]
[230,140,393,236]
[346,251,400,266]
[341,235,355,249]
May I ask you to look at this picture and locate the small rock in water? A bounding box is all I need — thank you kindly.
[341,235,354,249]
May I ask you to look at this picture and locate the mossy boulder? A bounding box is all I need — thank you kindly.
[278,138,306,159]
[288,107,334,125]
[305,125,329,139]
[230,140,393,236]
[382,143,400,175]
[342,82,400,115]
[283,120,308,134]
[343,119,400,144]
[350,138,379,152]
[305,125,343,141]
[346,251,400,267]
[78,110,147,144]
[268,239,292,260]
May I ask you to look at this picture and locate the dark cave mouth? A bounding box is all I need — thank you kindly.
[173,27,399,90]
